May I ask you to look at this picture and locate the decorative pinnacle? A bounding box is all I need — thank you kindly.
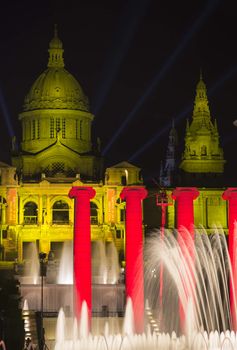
[172,118,175,129]
[200,68,203,81]
[186,118,190,130]
[48,24,64,68]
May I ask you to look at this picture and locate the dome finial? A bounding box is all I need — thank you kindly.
[48,25,64,68]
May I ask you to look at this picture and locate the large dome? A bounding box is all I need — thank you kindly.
[23,27,89,112]
[23,67,89,111]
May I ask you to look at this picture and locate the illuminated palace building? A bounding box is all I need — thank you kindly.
[0,30,143,263]
[0,29,230,265]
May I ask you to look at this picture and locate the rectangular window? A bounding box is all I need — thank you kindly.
[22,123,25,141]
[37,119,40,139]
[75,120,78,139]
[116,230,121,239]
[2,230,7,239]
[56,118,60,133]
[32,120,36,140]
[80,120,83,140]
[50,118,54,138]
[62,118,66,138]
[120,209,125,222]
[26,121,30,140]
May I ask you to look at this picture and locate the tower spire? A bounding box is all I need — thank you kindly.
[193,72,210,119]
[179,73,225,178]
[200,68,203,81]
[48,25,65,68]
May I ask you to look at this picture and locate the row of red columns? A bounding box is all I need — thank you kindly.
[69,186,147,333]
[69,186,237,333]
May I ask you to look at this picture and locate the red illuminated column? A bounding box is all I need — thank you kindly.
[120,186,147,334]
[222,188,237,330]
[68,186,96,325]
[172,187,199,332]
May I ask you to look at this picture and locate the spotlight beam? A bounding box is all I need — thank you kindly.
[102,0,220,156]
[91,0,151,115]
[129,63,237,162]
[0,85,15,138]
[128,104,192,162]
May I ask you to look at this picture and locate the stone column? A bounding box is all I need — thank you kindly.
[222,188,237,330]
[2,205,6,225]
[120,186,147,333]
[172,187,199,332]
[68,186,96,326]
[46,195,50,225]
[38,195,42,225]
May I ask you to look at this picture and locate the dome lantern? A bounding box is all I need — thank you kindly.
[22,26,89,112]
[48,24,64,68]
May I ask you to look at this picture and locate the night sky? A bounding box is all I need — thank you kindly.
[0,0,237,184]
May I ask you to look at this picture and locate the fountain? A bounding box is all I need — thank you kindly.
[92,241,120,284]
[54,226,237,349]
[105,242,120,284]
[20,186,237,349]
[145,228,234,334]
[57,241,73,284]
[38,240,121,286]
[20,239,122,319]
[22,242,40,284]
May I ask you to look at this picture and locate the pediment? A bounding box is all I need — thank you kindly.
[108,161,140,170]
[34,143,80,163]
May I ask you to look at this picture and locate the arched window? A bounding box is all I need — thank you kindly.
[52,200,69,224]
[90,202,98,225]
[24,201,38,224]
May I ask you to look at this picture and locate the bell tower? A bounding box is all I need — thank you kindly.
[179,73,225,182]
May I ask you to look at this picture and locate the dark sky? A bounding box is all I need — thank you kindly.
[0,0,237,183]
